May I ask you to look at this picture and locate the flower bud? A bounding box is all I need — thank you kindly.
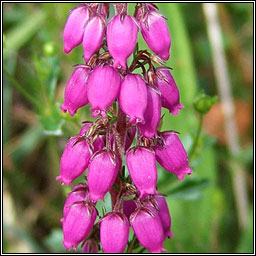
[56,137,91,185]
[126,147,157,198]
[87,150,120,202]
[82,239,98,253]
[107,14,139,69]
[152,195,173,238]
[100,212,129,253]
[154,131,192,180]
[60,66,89,116]
[137,87,161,138]
[83,16,106,62]
[193,91,218,115]
[118,74,147,125]
[63,5,90,54]
[141,11,171,60]
[130,206,166,253]
[156,68,184,115]
[62,183,89,219]
[62,201,97,250]
[87,65,121,118]
[123,199,137,220]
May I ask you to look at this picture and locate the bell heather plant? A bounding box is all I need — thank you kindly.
[57,3,192,253]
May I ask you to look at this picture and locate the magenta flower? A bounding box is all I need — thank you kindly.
[126,147,157,198]
[62,201,97,250]
[62,183,89,219]
[63,4,90,54]
[156,68,184,115]
[141,11,171,60]
[56,137,91,185]
[83,15,106,62]
[130,206,166,253]
[137,87,161,138]
[123,199,137,220]
[82,239,98,253]
[154,131,192,180]
[60,65,89,116]
[87,150,120,202]
[87,65,121,118]
[100,212,129,253]
[107,14,139,69]
[152,195,173,238]
[118,74,148,125]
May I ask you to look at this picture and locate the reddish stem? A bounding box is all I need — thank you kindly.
[113,3,128,15]
[109,106,127,209]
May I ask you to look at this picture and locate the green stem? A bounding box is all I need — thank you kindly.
[127,234,137,253]
[189,113,203,159]
[3,66,43,110]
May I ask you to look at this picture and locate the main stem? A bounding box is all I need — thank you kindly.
[110,105,127,209]
[109,3,129,210]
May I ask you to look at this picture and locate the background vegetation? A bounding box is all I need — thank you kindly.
[3,3,253,253]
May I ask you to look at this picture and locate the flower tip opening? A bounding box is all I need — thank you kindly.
[166,231,174,238]
[89,193,105,203]
[60,104,67,113]
[63,46,72,54]
[63,241,77,251]
[91,108,107,119]
[160,52,170,61]
[113,60,127,70]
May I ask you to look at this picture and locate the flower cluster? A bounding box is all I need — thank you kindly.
[57,3,192,253]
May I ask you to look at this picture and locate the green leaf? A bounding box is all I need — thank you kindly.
[33,55,60,102]
[166,177,210,200]
[11,125,44,166]
[123,195,135,201]
[236,208,253,253]
[38,104,64,135]
[45,57,60,101]
[4,9,46,59]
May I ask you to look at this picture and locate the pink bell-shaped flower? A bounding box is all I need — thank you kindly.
[87,65,121,118]
[130,206,166,253]
[62,183,89,219]
[151,195,173,238]
[56,137,91,185]
[141,11,171,60]
[154,131,192,180]
[87,150,120,202]
[156,68,184,115]
[82,239,98,253]
[60,65,90,116]
[100,212,129,253]
[126,147,157,198]
[62,201,97,250]
[63,4,90,54]
[83,15,106,62]
[137,87,161,138]
[118,74,148,125]
[107,14,139,69]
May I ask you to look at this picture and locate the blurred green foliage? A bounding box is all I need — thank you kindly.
[3,3,253,254]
